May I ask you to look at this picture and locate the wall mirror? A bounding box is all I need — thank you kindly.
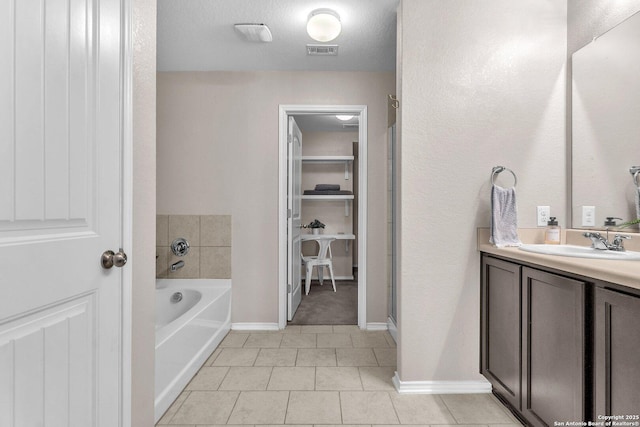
[572,11,640,231]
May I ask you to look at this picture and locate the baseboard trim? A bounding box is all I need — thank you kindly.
[387,317,397,343]
[231,322,280,331]
[392,373,492,394]
[366,322,388,331]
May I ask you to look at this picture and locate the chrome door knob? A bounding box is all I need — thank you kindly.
[101,249,128,269]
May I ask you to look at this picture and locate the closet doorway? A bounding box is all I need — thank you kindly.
[278,105,368,329]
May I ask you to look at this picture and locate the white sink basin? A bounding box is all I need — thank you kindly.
[519,244,640,260]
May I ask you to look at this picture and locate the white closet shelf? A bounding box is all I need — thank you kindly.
[301,156,354,163]
[302,156,354,179]
[301,195,354,201]
[302,194,354,216]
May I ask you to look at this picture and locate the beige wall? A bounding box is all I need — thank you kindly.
[397,0,567,382]
[132,0,156,424]
[157,71,395,324]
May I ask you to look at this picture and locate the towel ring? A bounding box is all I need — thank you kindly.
[491,166,518,187]
[630,166,640,186]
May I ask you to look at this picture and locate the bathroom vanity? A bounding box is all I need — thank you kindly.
[479,242,640,426]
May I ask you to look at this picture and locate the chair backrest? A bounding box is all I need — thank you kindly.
[312,236,335,260]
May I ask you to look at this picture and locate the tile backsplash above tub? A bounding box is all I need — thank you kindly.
[156,215,231,279]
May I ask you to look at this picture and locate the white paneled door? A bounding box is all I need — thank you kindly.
[0,0,129,426]
[287,117,303,320]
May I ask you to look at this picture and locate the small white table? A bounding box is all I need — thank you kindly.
[301,233,356,253]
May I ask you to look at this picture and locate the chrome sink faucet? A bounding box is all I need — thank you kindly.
[582,232,610,250]
[582,232,631,251]
[610,234,631,251]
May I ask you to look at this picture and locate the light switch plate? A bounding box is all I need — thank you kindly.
[582,206,596,226]
[537,206,550,226]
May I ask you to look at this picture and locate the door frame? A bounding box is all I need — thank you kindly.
[278,104,368,329]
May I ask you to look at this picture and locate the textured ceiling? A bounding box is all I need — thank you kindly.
[294,114,360,132]
[157,0,399,72]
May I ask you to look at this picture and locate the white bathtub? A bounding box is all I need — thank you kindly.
[154,279,231,422]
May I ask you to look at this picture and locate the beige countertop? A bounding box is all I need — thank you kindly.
[477,228,640,291]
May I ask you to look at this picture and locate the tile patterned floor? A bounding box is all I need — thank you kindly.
[156,325,522,426]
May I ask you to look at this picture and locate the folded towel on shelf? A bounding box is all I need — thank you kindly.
[315,184,340,191]
[303,190,353,195]
[490,184,522,247]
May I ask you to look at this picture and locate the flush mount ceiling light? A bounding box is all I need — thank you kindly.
[336,115,354,121]
[307,9,341,42]
[234,23,273,42]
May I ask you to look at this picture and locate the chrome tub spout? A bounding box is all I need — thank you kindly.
[170,260,185,272]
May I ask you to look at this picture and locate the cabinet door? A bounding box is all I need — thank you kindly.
[481,256,522,410]
[595,287,640,416]
[522,268,585,427]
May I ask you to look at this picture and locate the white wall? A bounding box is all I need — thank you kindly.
[397,0,566,383]
[157,71,395,323]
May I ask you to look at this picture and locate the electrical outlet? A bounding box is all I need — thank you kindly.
[537,206,550,226]
[582,206,596,226]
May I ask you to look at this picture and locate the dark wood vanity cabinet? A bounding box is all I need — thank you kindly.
[481,257,522,410]
[594,287,640,416]
[481,255,587,426]
[521,267,586,427]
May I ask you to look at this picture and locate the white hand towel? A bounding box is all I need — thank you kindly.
[490,184,522,247]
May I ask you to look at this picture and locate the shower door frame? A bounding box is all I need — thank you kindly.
[278,104,368,329]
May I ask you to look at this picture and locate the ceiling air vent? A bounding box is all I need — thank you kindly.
[306,44,339,56]
[234,24,273,43]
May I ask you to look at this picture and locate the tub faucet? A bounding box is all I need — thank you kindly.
[170,260,185,272]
